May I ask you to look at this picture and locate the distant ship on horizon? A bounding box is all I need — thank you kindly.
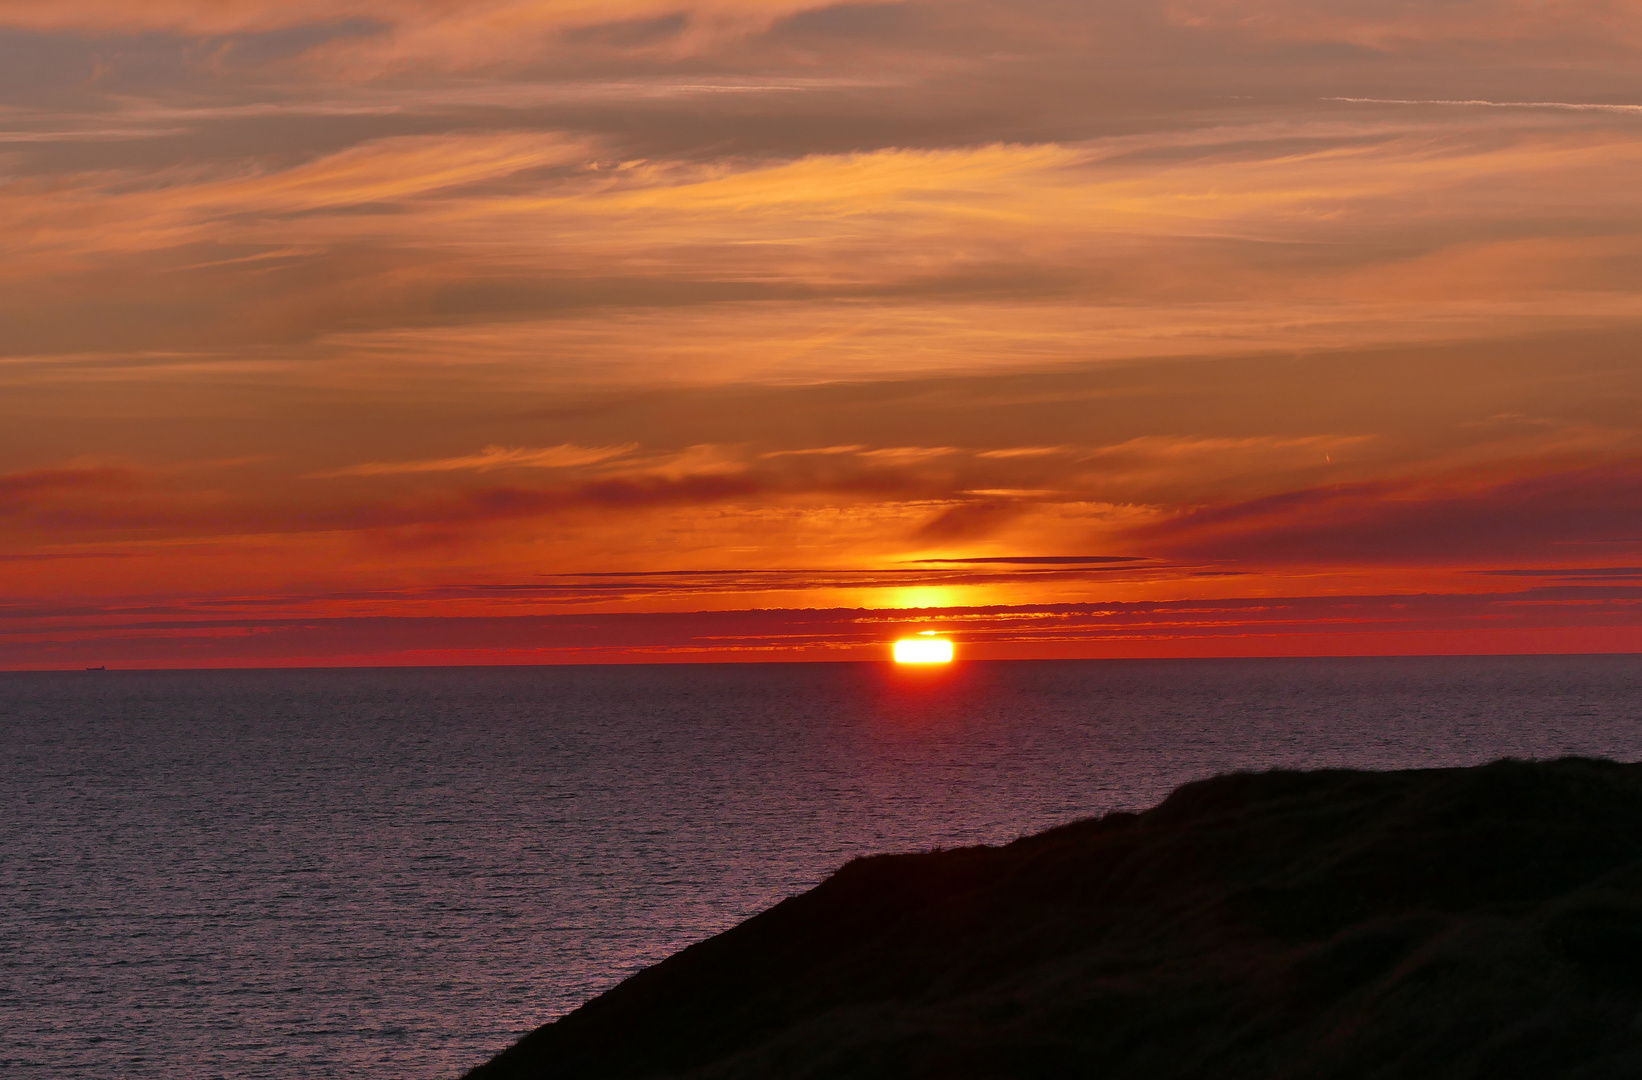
[85,666,105,671]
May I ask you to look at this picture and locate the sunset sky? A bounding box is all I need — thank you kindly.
[6,0,1642,667]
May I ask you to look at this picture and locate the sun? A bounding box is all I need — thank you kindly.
[892,632,954,664]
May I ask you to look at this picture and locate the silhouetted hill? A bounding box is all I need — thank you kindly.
[466,758,1642,1079]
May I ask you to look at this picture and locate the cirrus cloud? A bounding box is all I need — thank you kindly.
[318,443,638,476]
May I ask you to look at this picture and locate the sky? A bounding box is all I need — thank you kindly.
[5,0,1642,668]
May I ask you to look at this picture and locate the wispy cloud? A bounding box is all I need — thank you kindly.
[0,466,136,510]
[8,0,1642,664]
[318,443,638,477]
[857,446,961,462]
[1328,97,1642,115]
[912,556,1146,565]
[760,445,864,458]
[1133,460,1642,567]
[976,447,1069,459]
[8,586,1642,669]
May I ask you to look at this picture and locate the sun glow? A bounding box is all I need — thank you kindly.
[893,634,954,664]
[890,586,957,609]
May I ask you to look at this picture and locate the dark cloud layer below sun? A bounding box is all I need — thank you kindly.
[6,587,1642,670]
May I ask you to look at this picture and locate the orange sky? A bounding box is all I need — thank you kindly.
[5,0,1642,668]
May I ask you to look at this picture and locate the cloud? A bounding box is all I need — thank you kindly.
[0,466,135,512]
[858,446,961,462]
[1165,0,1642,51]
[319,443,637,476]
[976,447,1068,459]
[0,0,840,76]
[333,472,770,533]
[9,0,1642,647]
[1134,460,1642,566]
[1473,566,1642,580]
[1328,98,1642,115]
[760,445,864,457]
[0,559,1189,619]
[913,499,1025,542]
[912,556,1146,565]
[0,428,1119,557]
[9,585,1642,668]
[0,551,142,561]
[9,131,593,260]
[0,1,819,37]
[14,107,1642,371]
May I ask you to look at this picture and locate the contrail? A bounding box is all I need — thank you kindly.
[1327,96,1642,114]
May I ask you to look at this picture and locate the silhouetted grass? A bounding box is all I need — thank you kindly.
[466,757,1642,1079]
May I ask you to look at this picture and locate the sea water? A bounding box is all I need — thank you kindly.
[5,656,1642,1078]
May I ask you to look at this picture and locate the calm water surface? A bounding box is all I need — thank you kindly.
[5,656,1642,1078]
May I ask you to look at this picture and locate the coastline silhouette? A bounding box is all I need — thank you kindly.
[469,757,1642,1079]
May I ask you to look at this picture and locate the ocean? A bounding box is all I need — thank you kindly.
[5,655,1642,1078]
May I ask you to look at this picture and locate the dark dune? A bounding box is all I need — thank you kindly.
[466,758,1642,1079]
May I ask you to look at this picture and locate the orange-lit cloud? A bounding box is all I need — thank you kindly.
[10,118,1642,372]
[4,1,1642,665]
[321,443,638,476]
[0,1,826,44]
[1165,0,1642,50]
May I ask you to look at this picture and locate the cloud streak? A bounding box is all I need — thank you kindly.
[1328,98,1642,115]
[1135,461,1642,566]
[8,586,1642,669]
[319,443,638,476]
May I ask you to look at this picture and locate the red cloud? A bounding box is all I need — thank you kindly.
[1133,460,1642,566]
[0,467,135,514]
[7,587,1642,669]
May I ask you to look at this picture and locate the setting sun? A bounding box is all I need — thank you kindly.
[893,635,955,664]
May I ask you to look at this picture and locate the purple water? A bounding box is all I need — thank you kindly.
[5,656,1642,1078]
